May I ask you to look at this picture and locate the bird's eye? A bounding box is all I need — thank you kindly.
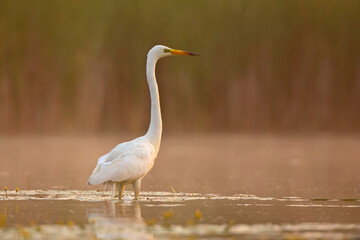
[164,49,171,53]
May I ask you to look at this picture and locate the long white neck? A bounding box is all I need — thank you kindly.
[144,54,162,153]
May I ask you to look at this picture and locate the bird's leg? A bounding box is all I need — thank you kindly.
[118,183,126,200]
[114,183,119,198]
[132,179,141,200]
[103,182,108,196]
[112,183,117,199]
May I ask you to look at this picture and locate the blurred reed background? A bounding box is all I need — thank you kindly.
[0,0,359,134]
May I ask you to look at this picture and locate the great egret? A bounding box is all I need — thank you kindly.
[87,45,198,200]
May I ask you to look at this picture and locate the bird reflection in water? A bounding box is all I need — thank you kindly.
[85,200,151,239]
[87,200,143,223]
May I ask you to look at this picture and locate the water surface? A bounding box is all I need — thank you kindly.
[0,134,359,239]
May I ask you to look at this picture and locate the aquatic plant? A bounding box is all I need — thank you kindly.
[169,185,177,193]
[57,220,64,225]
[187,218,195,226]
[225,220,236,232]
[0,213,6,227]
[194,209,202,220]
[67,220,75,227]
[145,218,157,227]
[162,210,174,220]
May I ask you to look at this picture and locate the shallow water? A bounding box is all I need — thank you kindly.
[0,134,360,239]
[1,190,360,239]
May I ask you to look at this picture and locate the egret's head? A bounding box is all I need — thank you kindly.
[148,45,199,60]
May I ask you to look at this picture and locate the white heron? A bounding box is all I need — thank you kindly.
[87,45,198,200]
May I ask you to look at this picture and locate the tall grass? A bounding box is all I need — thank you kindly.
[0,0,359,134]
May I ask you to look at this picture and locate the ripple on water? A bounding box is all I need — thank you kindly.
[1,190,360,239]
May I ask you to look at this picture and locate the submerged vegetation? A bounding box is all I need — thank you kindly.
[0,1,360,133]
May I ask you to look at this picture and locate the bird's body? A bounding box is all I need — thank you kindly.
[88,136,156,185]
[87,45,197,200]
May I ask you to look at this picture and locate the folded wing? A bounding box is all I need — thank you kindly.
[87,137,155,185]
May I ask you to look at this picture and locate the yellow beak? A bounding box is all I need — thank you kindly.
[170,49,199,56]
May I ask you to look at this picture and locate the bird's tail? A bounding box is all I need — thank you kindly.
[87,163,117,185]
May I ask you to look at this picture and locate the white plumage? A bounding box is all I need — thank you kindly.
[88,137,155,185]
[87,45,198,200]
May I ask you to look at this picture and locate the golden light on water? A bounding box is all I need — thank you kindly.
[1,1,360,239]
